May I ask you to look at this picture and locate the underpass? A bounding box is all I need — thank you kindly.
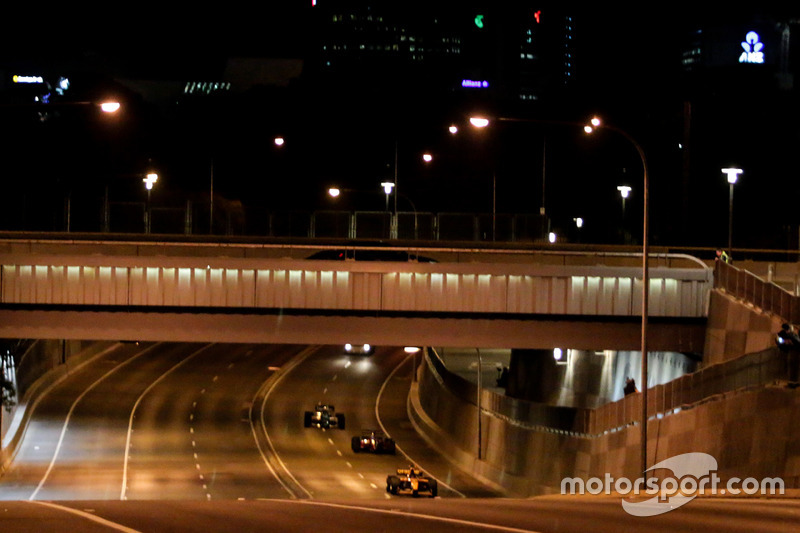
[0,237,792,528]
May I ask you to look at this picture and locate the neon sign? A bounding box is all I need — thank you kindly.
[739,31,764,64]
[461,79,489,88]
[474,14,485,29]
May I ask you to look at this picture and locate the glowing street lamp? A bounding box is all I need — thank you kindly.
[405,346,422,382]
[143,173,159,191]
[722,168,743,256]
[422,153,433,163]
[469,116,489,128]
[586,116,651,478]
[143,172,158,234]
[328,187,341,198]
[381,181,395,212]
[274,136,285,147]
[617,185,632,241]
[100,101,121,113]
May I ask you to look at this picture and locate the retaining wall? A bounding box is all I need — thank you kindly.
[411,342,800,496]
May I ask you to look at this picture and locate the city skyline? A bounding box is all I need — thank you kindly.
[0,5,798,250]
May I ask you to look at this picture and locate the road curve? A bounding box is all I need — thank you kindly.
[0,343,304,500]
[262,345,500,499]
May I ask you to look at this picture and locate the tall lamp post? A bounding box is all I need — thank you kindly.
[331,183,419,240]
[721,168,742,256]
[586,117,650,478]
[143,172,158,234]
[470,115,575,241]
[617,185,632,242]
[56,101,120,232]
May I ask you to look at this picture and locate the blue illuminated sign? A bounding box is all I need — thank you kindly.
[739,31,764,64]
[461,79,489,88]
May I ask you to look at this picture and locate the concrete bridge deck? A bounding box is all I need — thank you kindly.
[0,237,710,350]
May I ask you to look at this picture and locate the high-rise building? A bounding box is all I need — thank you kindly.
[674,13,800,247]
[307,1,578,112]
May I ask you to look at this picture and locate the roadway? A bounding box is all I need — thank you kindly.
[0,342,499,501]
[0,497,797,532]
[1,342,798,531]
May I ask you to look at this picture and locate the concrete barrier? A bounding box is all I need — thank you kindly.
[410,346,800,496]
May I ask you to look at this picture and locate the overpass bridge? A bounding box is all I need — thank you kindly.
[0,237,710,351]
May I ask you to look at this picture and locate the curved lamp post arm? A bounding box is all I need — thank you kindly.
[588,117,650,477]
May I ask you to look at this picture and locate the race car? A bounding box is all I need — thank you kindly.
[386,466,438,497]
[351,430,396,454]
[304,404,346,430]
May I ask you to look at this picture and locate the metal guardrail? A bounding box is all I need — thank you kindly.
[714,259,800,323]
[425,345,797,437]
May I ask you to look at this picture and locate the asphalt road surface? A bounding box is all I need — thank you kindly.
[1,342,797,531]
[0,342,498,502]
[0,497,798,532]
[0,343,300,500]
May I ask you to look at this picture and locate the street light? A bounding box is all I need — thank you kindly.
[99,101,121,113]
[721,168,743,256]
[586,116,650,479]
[405,346,421,382]
[381,181,395,211]
[52,100,120,231]
[617,185,632,242]
[469,114,585,241]
[470,116,490,128]
[143,172,158,234]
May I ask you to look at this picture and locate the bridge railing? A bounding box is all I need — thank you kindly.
[589,347,793,434]
[714,259,800,323]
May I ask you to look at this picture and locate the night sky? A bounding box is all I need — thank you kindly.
[1,4,799,249]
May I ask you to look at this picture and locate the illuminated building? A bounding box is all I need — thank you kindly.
[308,1,578,109]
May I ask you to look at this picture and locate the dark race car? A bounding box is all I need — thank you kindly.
[304,404,346,430]
[351,430,396,454]
[386,465,438,497]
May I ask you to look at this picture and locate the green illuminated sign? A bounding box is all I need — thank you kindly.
[474,14,485,29]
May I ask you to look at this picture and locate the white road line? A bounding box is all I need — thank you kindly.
[30,343,162,501]
[251,346,318,499]
[120,344,213,500]
[375,350,465,498]
[2,344,121,467]
[28,501,143,533]
[274,500,542,533]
